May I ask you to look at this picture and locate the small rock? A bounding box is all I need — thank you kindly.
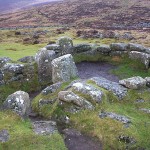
[96,45,111,54]
[0,57,12,68]
[56,36,73,55]
[145,77,150,88]
[72,44,92,54]
[118,135,136,144]
[110,43,128,51]
[58,91,94,110]
[129,51,150,69]
[139,108,150,114]
[119,76,146,89]
[128,43,147,53]
[3,91,30,117]
[0,130,9,143]
[32,121,57,135]
[99,112,131,124]
[18,56,35,63]
[135,99,145,103]
[42,82,62,95]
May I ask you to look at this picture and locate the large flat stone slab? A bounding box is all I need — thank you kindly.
[89,77,127,99]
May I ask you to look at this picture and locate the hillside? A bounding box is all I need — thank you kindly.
[0,0,150,29]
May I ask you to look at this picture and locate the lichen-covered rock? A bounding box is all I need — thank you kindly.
[56,36,73,55]
[139,108,150,114]
[110,43,128,51]
[0,70,4,86]
[45,44,61,54]
[0,57,11,68]
[32,121,57,135]
[119,76,146,89]
[145,77,150,87]
[72,82,103,103]
[127,43,147,53]
[129,51,150,69]
[2,63,24,74]
[0,130,9,143]
[99,112,131,124]
[72,44,92,54]
[1,62,36,84]
[42,82,62,95]
[58,91,94,110]
[18,56,35,63]
[52,54,78,83]
[39,98,57,108]
[3,91,30,117]
[89,77,127,99]
[35,48,57,85]
[110,51,128,56]
[96,45,111,54]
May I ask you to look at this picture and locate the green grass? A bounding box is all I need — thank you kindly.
[0,111,67,150]
[69,88,150,149]
[0,43,46,61]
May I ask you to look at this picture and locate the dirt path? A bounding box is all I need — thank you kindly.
[76,61,119,82]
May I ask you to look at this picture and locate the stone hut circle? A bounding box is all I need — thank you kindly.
[0,36,150,149]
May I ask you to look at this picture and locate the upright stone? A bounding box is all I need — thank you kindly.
[35,48,56,86]
[52,54,78,83]
[56,36,73,55]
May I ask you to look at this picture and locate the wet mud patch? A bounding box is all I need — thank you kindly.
[76,61,119,82]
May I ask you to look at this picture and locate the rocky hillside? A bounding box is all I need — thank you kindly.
[0,0,150,29]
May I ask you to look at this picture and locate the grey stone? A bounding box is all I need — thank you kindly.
[0,57,11,68]
[96,45,111,54]
[3,91,30,117]
[139,108,150,114]
[58,91,94,110]
[18,56,35,63]
[145,48,150,54]
[72,82,103,103]
[145,77,150,88]
[129,51,150,69]
[128,43,147,53]
[90,77,127,99]
[35,48,57,85]
[110,51,128,56]
[56,36,73,55]
[32,121,57,135]
[110,43,128,51]
[119,76,146,89]
[2,63,24,74]
[52,54,78,83]
[45,44,61,54]
[135,99,145,103]
[72,44,92,54]
[42,82,62,95]
[99,112,131,124]
[118,135,136,144]
[0,130,9,143]
[39,98,56,107]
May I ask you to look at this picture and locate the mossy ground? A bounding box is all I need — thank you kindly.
[0,111,67,150]
[32,78,150,149]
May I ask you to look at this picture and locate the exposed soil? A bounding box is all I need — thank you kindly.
[62,129,103,150]
[76,61,119,82]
